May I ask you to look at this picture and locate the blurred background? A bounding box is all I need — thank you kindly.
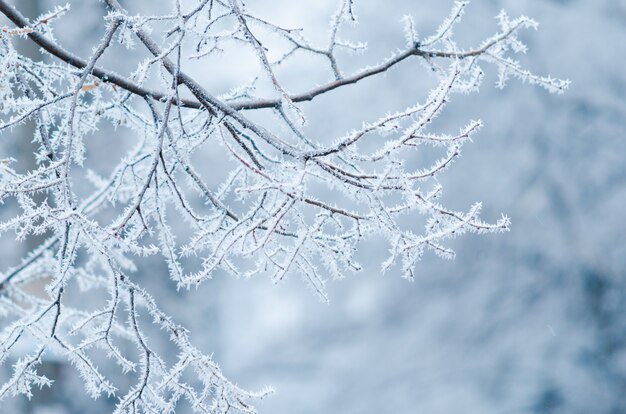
[1,0,625,413]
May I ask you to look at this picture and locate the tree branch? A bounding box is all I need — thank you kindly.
[0,0,489,113]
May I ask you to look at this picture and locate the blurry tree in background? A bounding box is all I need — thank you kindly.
[0,0,570,412]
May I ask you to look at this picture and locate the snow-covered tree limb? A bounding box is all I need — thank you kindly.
[0,0,566,412]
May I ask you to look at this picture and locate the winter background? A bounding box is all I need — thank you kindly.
[1,0,625,413]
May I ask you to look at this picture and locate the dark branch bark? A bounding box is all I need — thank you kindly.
[0,0,201,108]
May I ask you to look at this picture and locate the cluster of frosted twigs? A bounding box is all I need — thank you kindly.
[0,1,566,412]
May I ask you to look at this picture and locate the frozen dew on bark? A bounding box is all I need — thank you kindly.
[0,0,566,412]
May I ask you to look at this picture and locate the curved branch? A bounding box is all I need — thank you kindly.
[0,0,459,113]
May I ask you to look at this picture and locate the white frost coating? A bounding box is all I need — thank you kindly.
[0,0,567,412]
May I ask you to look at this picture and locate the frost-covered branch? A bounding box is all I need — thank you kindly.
[0,0,567,412]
